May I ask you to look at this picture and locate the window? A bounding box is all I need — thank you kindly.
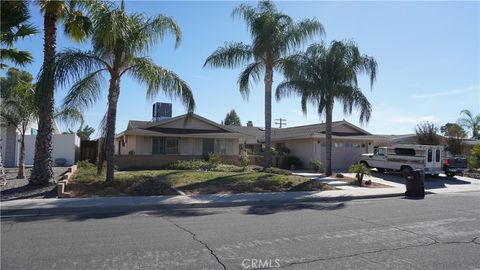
[435,149,440,162]
[394,148,416,156]
[165,139,179,154]
[375,148,386,156]
[152,137,179,154]
[427,149,432,162]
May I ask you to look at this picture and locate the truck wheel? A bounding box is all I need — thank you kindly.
[401,166,412,176]
[377,168,386,173]
[446,172,455,177]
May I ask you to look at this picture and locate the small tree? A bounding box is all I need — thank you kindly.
[0,82,36,179]
[441,123,467,155]
[66,125,95,141]
[415,121,440,145]
[458,110,480,139]
[469,144,480,171]
[223,109,241,126]
[309,160,324,173]
[348,163,371,186]
[238,151,250,169]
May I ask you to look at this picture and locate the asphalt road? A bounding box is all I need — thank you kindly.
[2,193,480,270]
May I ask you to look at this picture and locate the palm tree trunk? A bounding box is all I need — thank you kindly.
[105,77,120,182]
[325,102,333,176]
[29,11,56,186]
[264,66,273,168]
[17,133,26,179]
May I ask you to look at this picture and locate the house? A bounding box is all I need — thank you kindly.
[114,103,252,169]
[0,98,79,167]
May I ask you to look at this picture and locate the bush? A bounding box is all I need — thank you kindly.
[76,160,96,170]
[348,163,371,186]
[309,160,324,173]
[238,151,250,168]
[207,153,221,167]
[280,155,303,170]
[335,173,344,178]
[263,167,292,175]
[469,145,480,170]
[167,160,210,170]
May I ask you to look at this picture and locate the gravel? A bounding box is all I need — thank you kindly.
[0,167,69,201]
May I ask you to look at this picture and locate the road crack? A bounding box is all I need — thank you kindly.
[162,217,227,270]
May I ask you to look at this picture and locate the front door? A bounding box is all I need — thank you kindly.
[202,139,215,156]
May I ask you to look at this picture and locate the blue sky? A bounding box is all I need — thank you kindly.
[5,1,480,137]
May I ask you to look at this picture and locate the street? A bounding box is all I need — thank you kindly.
[2,192,480,270]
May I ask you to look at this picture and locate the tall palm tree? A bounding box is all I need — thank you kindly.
[458,109,480,139]
[30,0,92,186]
[54,2,195,182]
[276,41,377,176]
[203,0,324,168]
[1,0,39,69]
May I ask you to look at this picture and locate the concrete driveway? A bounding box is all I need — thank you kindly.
[365,171,480,194]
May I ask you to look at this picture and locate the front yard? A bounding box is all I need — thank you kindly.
[67,165,336,197]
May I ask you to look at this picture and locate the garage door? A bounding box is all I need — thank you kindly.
[321,142,367,170]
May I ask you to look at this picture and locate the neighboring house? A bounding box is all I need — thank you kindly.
[267,121,390,170]
[114,103,251,169]
[0,106,78,167]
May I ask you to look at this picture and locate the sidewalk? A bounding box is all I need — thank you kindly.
[1,187,406,216]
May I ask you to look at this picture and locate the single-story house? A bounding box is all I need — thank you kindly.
[114,111,255,169]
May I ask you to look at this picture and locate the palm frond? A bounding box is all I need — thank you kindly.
[54,49,108,89]
[127,57,195,113]
[238,61,263,99]
[0,48,33,67]
[203,42,253,69]
[54,107,84,128]
[135,14,182,50]
[284,18,325,52]
[63,70,105,111]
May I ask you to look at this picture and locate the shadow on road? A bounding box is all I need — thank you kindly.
[244,202,345,215]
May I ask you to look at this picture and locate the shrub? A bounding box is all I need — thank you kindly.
[365,180,372,186]
[76,160,96,170]
[207,153,221,167]
[335,173,344,178]
[167,160,210,170]
[238,151,250,168]
[348,163,371,186]
[280,155,303,170]
[263,167,292,175]
[128,177,178,196]
[309,160,324,173]
[469,145,480,170]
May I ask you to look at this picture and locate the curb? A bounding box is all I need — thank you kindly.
[0,191,410,217]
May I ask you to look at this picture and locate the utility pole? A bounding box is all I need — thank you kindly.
[275,118,287,128]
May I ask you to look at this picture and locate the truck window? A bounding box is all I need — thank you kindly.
[394,148,416,156]
[376,148,386,156]
[436,149,440,162]
[427,149,432,162]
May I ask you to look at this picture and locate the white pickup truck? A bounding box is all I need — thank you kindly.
[358,144,444,175]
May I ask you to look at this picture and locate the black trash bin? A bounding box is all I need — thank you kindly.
[404,169,425,198]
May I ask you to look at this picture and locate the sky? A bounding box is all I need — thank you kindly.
[4,0,480,137]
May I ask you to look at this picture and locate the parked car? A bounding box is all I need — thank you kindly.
[358,144,444,175]
[443,157,468,177]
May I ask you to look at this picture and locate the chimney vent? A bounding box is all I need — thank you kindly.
[152,102,172,121]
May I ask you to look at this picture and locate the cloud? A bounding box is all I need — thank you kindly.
[411,85,479,99]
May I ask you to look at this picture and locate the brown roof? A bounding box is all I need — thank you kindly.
[222,125,265,138]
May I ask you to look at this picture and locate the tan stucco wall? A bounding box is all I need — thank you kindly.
[117,136,240,156]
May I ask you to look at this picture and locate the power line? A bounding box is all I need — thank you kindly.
[275,118,287,128]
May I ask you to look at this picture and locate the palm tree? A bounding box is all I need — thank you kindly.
[458,110,480,139]
[54,2,195,182]
[203,0,324,168]
[30,0,92,186]
[1,0,39,69]
[276,41,377,176]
